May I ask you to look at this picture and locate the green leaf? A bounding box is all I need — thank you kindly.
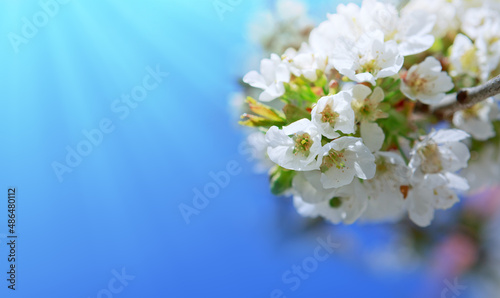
[283,104,311,124]
[269,166,296,195]
[299,84,320,102]
[378,109,412,151]
[246,97,286,122]
[429,37,445,53]
[314,72,329,94]
[283,82,320,105]
[238,114,285,128]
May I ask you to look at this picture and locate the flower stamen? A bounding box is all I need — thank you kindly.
[320,104,340,126]
[418,142,443,173]
[320,149,347,172]
[293,133,313,157]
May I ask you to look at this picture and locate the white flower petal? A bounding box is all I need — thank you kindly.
[266,120,322,171]
[408,190,434,227]
[319,137,376,188]
[360,122,385,152]
[243,71,267,89]
[445,172,469,191]
[311,91,355,139]
[293,171,337,203]
[431,129,470,143]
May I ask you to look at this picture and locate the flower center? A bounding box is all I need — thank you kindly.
[320,105,340,126]
[359,58,377,74]
[320,149,347,173]
[407,74,428,93]
[352,98,386,122]
[385,29,397,42]
[462,103,482,120]
[460,47,479,73]
[375,156,389,174]
[353,98,372,119]
[418,142,443,173]
[293,133,313,157]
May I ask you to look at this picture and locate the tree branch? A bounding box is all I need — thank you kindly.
[434,75,500,119]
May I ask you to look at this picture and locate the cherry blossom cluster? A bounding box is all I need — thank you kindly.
[235,0,500,227]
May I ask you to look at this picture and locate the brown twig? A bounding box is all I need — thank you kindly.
[434,75,500,119]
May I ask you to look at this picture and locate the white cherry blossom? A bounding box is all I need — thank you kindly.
[349,84,387,152]
[310,0,435,58]
[360,0,436,56]
[453,98,500,141]
[349,84,387,123]
[361,151,410,222]
[407,173,469,227]
[461,7,500,41]
[318,137,376,188]
[400,56,454,105]
[450,34,480,78]
[406,129,471,227]
[243,54,290,102]
[243,132,275,173]
[293,179,369,224]
[409,129,470,176]
[292,171,337,204]
[265,119,322,171]
[311,91,355,139]
[360,121,385,153]
[332,31,403,85]
[237,0,500,227]
[309,4,364,57]
[449,34,495,82]
[249,0,314,54]
[462,145,500,193]
[402,0,459,39]
[282,44,328,82]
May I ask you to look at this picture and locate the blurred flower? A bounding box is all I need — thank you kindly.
[453,97,500,141]
[332,31,404,85]
[360,0,436,56]
[461,7,500,41]
[402,0,459,39]
[463,146,500,195]
[310,0,435,57]
[249,0,314,54]
[283,44,328,81]
[361,152,409,222]
[244,132,275,174]
[407,129,470,226]
[430,233,478,277]
[292,170,337,203]
[400,56,454,105]
[449,33,500,82]
[293,179,369,224]
[243,53,290,102]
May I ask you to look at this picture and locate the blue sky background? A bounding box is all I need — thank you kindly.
[0,1,478,297]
